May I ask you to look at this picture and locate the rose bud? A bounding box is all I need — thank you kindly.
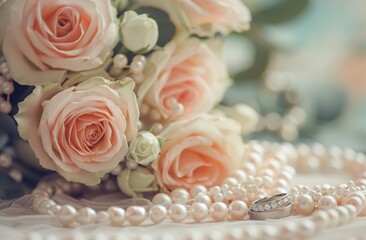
[120,11,159,53]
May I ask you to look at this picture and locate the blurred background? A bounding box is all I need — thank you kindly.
[224,0,366,150]
[1,0,366,199]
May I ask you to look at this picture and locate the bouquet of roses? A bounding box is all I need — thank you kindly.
[0,0,258,197]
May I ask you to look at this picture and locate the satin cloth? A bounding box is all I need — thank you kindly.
[1,174,365,240]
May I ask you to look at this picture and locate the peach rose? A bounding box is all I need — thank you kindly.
[153,115,244,192]
[15,77,139,185]
[138,37,231,122]
[136,0,251,36]
[1,0,118,85]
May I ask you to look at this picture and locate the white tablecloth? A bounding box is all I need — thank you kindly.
[1,174,366,240]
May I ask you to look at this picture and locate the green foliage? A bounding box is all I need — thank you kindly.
[253,0,310,24]
[234,0,310,82]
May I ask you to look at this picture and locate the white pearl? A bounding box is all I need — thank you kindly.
[130,61,144,74]
[109,66,122,77]
[279,222,298,239]
[172,103,184,116]
[107,206,125,226]
[336,206,350,225]
[189,185,207,198]
[126,206,146,225]
[190,203,208,223]
[169,204,187,223]
[227,228,243,240]
[327,209,340,227]
[260,226,278,239]
[318,195,337,210]
[96,211,110,223]
[262,176,274,188]
[242,162,256,175]
[37,199,56,215]
[57,205,77,227]
[311,210,330,230]
[194,194,212,207]
[152,193,172,207]
[1,81,14,94]
[151,123,163,134]
[232,188,247,201]
[48,204,62,216]
[126,160,138,170]
[223,177,239,187]
[76,207,96,225]
[297,219,316,237]
[113,54,128,69]
[133,55,146,65]
[294,194,314,215]
[242,227,261,239]
[213,193,224,202]
[171,189,189,204]
[342,196,364,214]
[209,202,228,222]
[344,205,357,220]
[232,170,247,182]
[247,152,262,166]
[223,191,234,201]
[208,186,221,197]
[0,101,11,114]
[149,205,167,224]
[229,200,248,220]
[276,178,289,189]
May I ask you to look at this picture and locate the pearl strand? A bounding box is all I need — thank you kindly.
[109,54,146,84]
[0,57,14,114]
[32,142,366,239]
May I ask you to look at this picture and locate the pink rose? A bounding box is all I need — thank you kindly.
[138,37,231,122]
[153,115,244,192]
[136,0,251,36]
[15,77,139,185]
[1,0,118,85]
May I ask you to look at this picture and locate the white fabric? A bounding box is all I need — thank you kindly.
[1,174,366,240]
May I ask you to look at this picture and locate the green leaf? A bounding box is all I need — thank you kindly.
[253,0,310,24]
[157,136,167,148]
[233,34,271,81]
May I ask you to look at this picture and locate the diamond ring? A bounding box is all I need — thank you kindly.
[249,193,293,220]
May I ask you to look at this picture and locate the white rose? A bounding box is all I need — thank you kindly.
[117,167,158,198]
[120,11,158,53]
[128,131,161,166]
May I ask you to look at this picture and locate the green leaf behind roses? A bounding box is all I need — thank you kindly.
[253,0,309,25]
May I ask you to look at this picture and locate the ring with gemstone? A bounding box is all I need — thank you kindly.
[249,193,293,220]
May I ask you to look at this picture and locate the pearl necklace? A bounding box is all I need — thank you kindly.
[32,141,366,239]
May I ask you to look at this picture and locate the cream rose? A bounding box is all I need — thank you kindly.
[117,167,158,198]
[153,115,244,192]
[120,11,159,53]
[138,37,231,122]
[128,131,161,166]
[136,0,251,36]
[15,77,139,185]
[1,0,118,85]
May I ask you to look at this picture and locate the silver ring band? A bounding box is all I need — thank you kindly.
[250,193,291,212]
[249,202,293,220]
[249,193,293,220]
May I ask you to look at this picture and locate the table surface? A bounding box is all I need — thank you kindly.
[1,174,366,240]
